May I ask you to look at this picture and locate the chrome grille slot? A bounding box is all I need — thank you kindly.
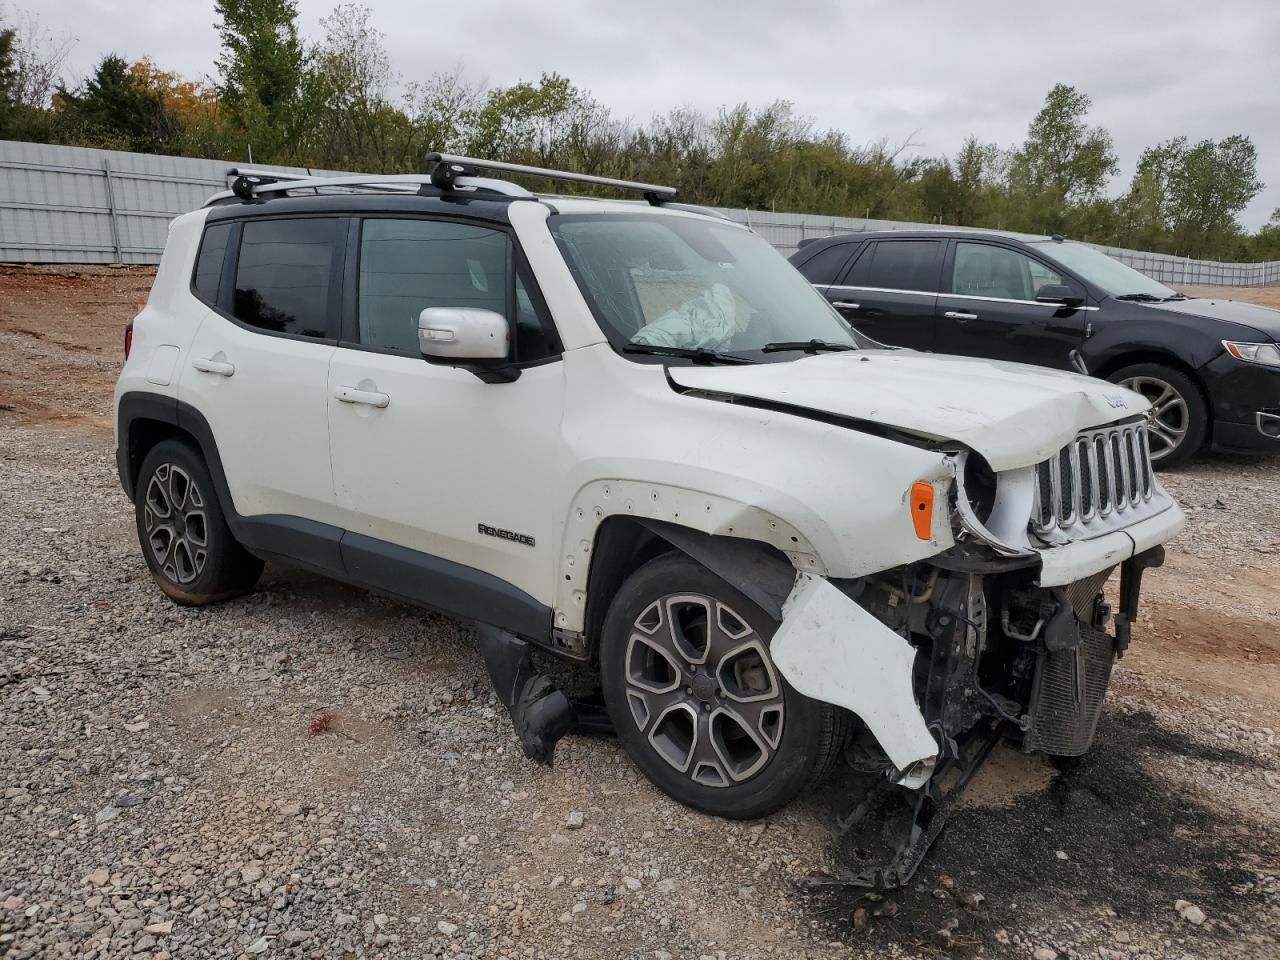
[1095,436,1110,511]
[1056,446,1075,524]
[1110,433,1124,510]
[1031,421,1161,540]
[1036,461,1054,528]
[1077,438,1095,520]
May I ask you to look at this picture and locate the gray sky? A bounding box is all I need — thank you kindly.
[36,0,1280,228]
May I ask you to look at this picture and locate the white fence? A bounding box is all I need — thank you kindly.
[2,140,1278,286]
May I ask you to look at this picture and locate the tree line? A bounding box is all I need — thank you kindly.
[3,0,1278,262]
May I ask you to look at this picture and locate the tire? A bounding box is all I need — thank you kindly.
[134,439,263,605]
[600,552,847,819]
[1107,362,1207,469]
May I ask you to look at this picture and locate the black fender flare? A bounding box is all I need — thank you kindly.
[633,518,797,622]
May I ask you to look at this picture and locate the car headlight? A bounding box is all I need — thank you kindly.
[1223,341,1280,367]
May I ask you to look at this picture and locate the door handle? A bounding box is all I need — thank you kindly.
[334,385,390,408]
[943,311,978,322]
[831,301,861,310]
[192,357,235,377]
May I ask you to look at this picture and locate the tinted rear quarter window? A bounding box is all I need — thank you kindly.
[193,222,231,306]
[861,240,941,293]
[795,242,859,283]
[234,218,338,338]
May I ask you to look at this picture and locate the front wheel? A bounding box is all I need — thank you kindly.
[135,439,263,605]
[600,553,847,819]
[1107,362,1207,469]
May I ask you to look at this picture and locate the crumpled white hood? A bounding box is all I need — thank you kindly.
[668,350,1149,471]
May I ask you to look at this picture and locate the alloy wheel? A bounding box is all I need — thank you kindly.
[1118,375,1188,461]
[142,463,209,585]
[623,593,785,788]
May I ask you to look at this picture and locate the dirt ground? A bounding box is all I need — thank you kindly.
[1,266,1278,960]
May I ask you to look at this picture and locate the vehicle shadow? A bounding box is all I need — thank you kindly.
[804,709,1279,955]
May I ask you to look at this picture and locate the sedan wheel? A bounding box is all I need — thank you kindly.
[1117,374,1188,461]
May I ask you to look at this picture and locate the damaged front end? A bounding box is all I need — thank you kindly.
[783,540,1165,891]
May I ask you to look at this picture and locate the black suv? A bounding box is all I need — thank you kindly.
[791,230,1280,466]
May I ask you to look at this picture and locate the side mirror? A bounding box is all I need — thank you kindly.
[418,307,519,383]
[1035,284,1085,309]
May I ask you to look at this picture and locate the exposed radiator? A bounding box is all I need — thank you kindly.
[1024,623,1116,756]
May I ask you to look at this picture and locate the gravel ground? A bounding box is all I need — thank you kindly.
[1,267,1278,959]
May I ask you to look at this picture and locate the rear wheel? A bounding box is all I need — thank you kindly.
[1107,362,1207,468]
[135,439,263,605]
[600,553,847,819]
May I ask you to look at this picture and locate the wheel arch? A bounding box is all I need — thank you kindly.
[1091,349,1204,385]
[575,514,798,663]
[1090,351,1212,445]
[117,392,234,511]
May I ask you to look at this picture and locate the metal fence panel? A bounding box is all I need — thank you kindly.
[2,140,1277,285]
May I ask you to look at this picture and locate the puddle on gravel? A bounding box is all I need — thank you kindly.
[808,709,1278,955]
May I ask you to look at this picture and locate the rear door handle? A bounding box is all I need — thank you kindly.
[192,357,235,377]
[831,301,861,310]
[943,311,978,322]
[334,386,390,408]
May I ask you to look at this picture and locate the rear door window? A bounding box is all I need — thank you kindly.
[859,240,942,293]
[233,218,340,338]
[795,242,859,283]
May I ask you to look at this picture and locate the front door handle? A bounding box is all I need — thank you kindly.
[943,311,978,322]
[831,301,861,310]
[192,357,235,377]
[334,385,390,408]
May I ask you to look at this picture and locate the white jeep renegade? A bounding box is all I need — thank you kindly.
[115,155,1184,886]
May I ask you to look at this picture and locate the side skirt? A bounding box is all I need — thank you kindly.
[116,391,554,646]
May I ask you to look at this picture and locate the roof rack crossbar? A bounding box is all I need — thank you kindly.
[427,152,677,201]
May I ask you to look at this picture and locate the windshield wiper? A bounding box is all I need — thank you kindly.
[761,339,857,354]
[623,343,754,365]
[1114,293,1170,302]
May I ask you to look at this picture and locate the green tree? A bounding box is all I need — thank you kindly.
[0,23,18,136]
[298,4,399,168]
[1120,135,1263,258]
[0,9,69,141]
[214,0,304,160]
[54,54,182,152]
[1007,84,1117,233]
[1241,209,1280,261]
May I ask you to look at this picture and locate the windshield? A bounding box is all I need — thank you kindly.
[549,214,859,359]
[1030,240,1178,300]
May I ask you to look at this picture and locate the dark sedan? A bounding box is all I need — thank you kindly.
[791,229,1280,466]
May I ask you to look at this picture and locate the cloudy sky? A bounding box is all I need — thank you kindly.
[33,0,1280,228]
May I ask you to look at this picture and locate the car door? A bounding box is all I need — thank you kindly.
[935,240,1088,369]
[178,215,342,525]
[825,239,942,351]
[326,215,566,613]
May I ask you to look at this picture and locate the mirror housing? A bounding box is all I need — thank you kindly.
[1035,284,1085,309]
[418,307,519,383]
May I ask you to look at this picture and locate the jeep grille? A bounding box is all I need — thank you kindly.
[1032,421,1160,540]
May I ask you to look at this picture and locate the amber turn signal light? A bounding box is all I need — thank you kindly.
[910,481,934,540]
